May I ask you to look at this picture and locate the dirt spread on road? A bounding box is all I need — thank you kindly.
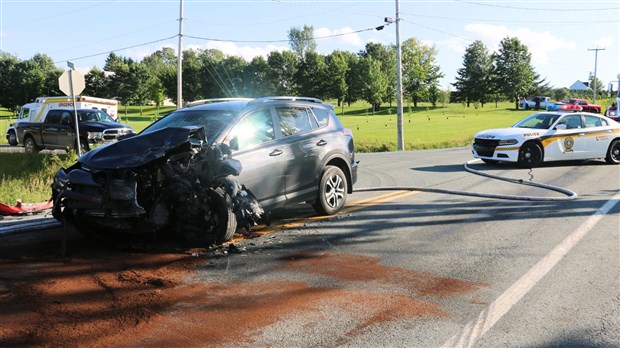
[0,228,486,347]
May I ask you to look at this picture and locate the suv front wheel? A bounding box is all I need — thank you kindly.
[313,165,347,215]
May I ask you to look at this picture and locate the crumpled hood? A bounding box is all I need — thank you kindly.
[78,126,206,169]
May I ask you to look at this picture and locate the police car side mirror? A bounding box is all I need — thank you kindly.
[555,124,567,130]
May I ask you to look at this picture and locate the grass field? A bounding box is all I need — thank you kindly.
[0,98,614,204]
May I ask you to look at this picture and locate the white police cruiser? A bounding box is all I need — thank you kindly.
[472,111,620,167]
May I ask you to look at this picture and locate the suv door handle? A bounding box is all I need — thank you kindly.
[316,139,327,146]
[269,149,283,156]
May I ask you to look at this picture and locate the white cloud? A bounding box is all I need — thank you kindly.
[594,36,614,48]
[463,23,576,64]
[439,37,468,56]
[204,41,289,61]
[314,27,365,47]
[121,42,289,63]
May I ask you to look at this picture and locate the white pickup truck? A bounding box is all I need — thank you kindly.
[523,96,553,110]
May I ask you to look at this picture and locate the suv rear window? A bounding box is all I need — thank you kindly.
[310,108,329,127]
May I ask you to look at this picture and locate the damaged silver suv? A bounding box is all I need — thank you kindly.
[52,97,357,245]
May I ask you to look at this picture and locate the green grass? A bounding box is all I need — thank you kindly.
[337,101,528,151]
[0,152,78,204]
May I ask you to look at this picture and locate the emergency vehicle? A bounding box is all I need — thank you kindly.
[472,111,620,167]
[5,96,119,146]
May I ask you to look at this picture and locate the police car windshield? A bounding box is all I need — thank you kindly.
[514,113,560,129]
[141,109,235,144]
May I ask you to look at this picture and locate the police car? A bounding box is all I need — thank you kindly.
[472,111,620,167]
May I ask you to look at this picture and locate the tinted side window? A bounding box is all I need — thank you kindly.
[311,108,330,128]
[276,106,312,136]
[558,115,582,129]
[46,111,62,124]
[61,111,73,125]
[584,115,604,128]
[227,108,275,149]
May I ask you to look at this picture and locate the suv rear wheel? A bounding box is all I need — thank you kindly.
[313,165,347,215]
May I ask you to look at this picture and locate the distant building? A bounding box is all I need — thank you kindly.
[569,80,590,91]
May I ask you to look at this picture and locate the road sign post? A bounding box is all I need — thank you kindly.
[58,63,86,154]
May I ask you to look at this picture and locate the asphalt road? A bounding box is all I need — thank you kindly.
[197,148,620,347]
[2,147,619,347]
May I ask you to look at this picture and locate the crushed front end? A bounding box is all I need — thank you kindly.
[52,126,263,245]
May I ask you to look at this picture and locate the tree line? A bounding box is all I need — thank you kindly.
[0,26,605,114]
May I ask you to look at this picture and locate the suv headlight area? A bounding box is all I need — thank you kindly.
[87,132,104,141]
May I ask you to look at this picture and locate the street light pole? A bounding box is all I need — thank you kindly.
[395,0,404,151]
[588,47,605,103]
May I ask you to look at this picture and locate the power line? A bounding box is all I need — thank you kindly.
[400,12,616,25]
[184,24,388,44]
[461,1,619,12]
[54,35,178,65]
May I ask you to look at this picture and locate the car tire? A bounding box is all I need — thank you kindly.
[518,142,543,168]
[7,130,17,146]
[605,139,620,164]
[24,136,39,154]
[481,159,499,164]
[208,187,237,244]
[313,165,348,216]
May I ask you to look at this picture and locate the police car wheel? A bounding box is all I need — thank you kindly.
[605,139,620,164]
[518,142,542,168]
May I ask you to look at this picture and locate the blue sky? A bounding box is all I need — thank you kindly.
[1,0,619,93]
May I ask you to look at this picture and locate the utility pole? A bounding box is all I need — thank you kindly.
[395,0,404,151]
[588,47,605,103]
[177,0,184,109]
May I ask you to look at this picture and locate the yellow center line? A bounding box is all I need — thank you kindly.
[230,189,421,242]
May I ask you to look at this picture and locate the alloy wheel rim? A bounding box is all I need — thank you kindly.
[325,174,345,208]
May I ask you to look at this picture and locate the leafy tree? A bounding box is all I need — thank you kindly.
[552,87,570,102]
[361,42,396,106]
[142,47,177,103]
[452,40,493,107]
[343,52,363,106]
[325,50,349,106]
[401,38,444,107]
[199,49,229,98]
[182,49,205,103]
[266,50,298,95]
[288,25,316,58]
[527,73,553,97]
[84,67,110,97]
[243,56,273,97]
[295,51,327,99]
[0,52,21,112]
[127,62,153,114]
[21,55,61,103]
[105,56,151,114]
[220,55,247,98]
[360,56,388,112]
[492,37,536,109]
[588,72,605,101]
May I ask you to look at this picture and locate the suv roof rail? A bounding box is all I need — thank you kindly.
[249,96,323,104]
[186,98,253,108]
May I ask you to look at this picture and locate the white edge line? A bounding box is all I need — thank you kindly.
[442,192,620,348]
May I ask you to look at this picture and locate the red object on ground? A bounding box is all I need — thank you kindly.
[0,199,53,215]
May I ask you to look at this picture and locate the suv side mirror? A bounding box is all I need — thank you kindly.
[229,136,239,151]
[555,124,567,130]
